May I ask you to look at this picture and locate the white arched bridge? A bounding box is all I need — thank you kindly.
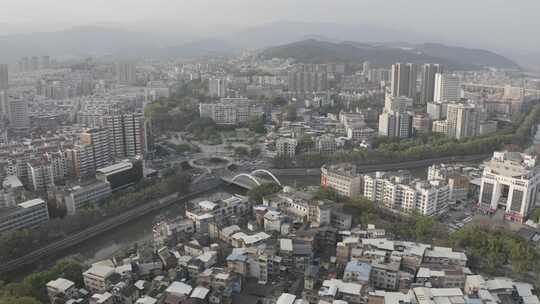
[222,169,282,189]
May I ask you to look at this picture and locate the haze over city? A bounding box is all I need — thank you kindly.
[2,0,540,69]
[2,2,540,304]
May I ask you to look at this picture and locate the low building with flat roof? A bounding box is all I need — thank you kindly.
[0,198,49,233]
[64,180,112,215]
[96,159,142,191]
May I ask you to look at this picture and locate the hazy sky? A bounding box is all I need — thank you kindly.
[1,0,539,51]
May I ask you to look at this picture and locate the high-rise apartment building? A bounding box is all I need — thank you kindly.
[378,94,413,138]
[27,159,55,192]
[199,99,251,126]
[8,98,30,133]
[378,111,412,138]
[362,61,371,75]
[288,64,328,93]
[384,95,413,113]
[30,56,39,71]
[390,63,418,99]
[0,64,9,119]
[420,64,444,105]
[80,128,112,169]
[209,78,228,97]
[446,103,479,139]
[104,113,145,158]
[115,61,137,85]
[44,151,67,183]
[65,145,96,179]
[434,73,460,102]
[0,64,8,90]
[479,151,540,222]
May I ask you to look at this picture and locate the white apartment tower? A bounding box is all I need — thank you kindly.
[378,111,412,138]
[434,73,460,102]
[446,103,479,139]
[420,64,444,104]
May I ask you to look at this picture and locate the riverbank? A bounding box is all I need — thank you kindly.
[1,155,487,280]
[0,179,224,278]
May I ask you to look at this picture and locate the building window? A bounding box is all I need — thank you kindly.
[510,189,524,212]
[481,183,494,205]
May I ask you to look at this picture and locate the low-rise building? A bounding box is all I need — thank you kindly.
[319,278,365,304]
[0,198,49,233]
[186,196,250,233]
[423,247,468,267]
[83,265,115,293]
[64,180,112,215]
[321,163,363,198]
[344,260,372,285]
[46,278,77,303]
[96,159,143,192]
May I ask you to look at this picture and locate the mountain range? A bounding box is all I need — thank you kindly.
[259,39,520,70]
[0,22,524,70]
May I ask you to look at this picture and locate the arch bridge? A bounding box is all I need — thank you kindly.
[223,169,282,189]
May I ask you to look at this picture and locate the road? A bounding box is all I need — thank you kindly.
[271,154,489,176]
[0,178,224,275]
[0,154,487,275]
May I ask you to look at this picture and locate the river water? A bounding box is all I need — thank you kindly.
[12,163,477,279]
[58,171,427,264]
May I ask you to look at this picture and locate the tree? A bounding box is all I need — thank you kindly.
[414,216,435,242]
[247,184,283,204]
[234,146,249,157]
[0,296,41,304]
[248,116,266,134]
[531,208,540,223]
[314,187,340,202]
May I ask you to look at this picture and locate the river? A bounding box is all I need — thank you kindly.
[57,169,429,264]
[11,162,480,279]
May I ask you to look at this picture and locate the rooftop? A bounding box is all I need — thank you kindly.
[345,261,372,281]
[83,264,115,279]
[46,278,75,292]
[135,296,158,304]
[166,281,193,296]
[191,286,210,299]
[96,161,133,175]
[277,293,296,304]
[18,198,46,209]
